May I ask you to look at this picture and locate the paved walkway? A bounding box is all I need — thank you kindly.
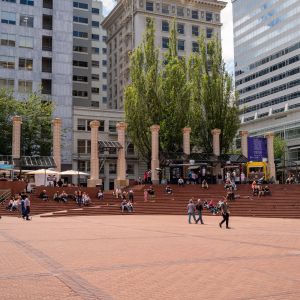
[0,215,300,300]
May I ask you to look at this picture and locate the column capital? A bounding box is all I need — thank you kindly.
[12,116,22,124]
[116,122,127,131]
[239,130,248,137]
[52,118,62,126]
[89,120,100,128]
[150,124,160,132]
[182,127,191,134]
[265,132,275,138]
[211,128,221,135]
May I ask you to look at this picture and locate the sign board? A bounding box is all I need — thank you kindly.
[0,164,14,170]
[248,137,268,162]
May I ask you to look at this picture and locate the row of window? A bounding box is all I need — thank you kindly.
[161,20,214,38]
[73,2,100,15]
[238,67,300,96]
[144,1,219,23]
[236,54,300,86]
[73,60,107,68]
[2,0,34,5]
[161,38,201,52]
[239,78,300,105]
[73,30,106,41]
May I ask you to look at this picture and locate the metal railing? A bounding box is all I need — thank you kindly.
[0,190,11,205]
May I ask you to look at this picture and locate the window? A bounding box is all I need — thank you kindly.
[77,140,86,154]
[127,164,135,175]
[19,58,33,71]
[102,36,107,42]
[102,85,107,91]
[192,42,199,53]
[73,90,88,97]
[99,120,105,132]
[18,80,32,93]
[77,119,86,131]
[92,74,99,80]
[109,164,117,174]
[73,30,88,38]
[73,45,88,53]
[1,11,16,25]
[177,7,184,17]
[92,47,99,54]
[0,56,15,69]
[177,23,184,34]
[2,0,16,2]
[162,20,169,32]
[41,79,51,94]
[109,120,117,132]
[73,16,88,24]
[91,87,99,94]
[20,15,34,27]
[92,21,99,27]
[43,0,53,9]
[92,34,99,40]
[73,75,88,82]
[102,48,107,54]
[192,10,198,19]
[42,36,52,51]
[206,28,213,38]
[102,97,107,103]
[162,4,169,14]
[178,40,185,51]
[192,26,199,36]
[42,14,52,30]
[92,7,100,14]
[92,60,99,67]
[162,37,169,49]
[206,12,213,22]
[0,33,15,47]
[102,72,107,79]
[0,78,14,89]
[19,36,33,48]
[73,2,88,10]
[146,1,153,11]
[127,143,135,155]
[73,60,88,68]
[20,0,34,5]
[102,60,107,66]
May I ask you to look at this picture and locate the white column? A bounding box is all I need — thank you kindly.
[239,130,248,159]
[52,118,62,172]
[211,128,221,156]
[151,125,160,184]
[182,127,191,156]
[12,116,22,159]
[115,122,128,188]
[265,132,276,181]
[87,120,102,187]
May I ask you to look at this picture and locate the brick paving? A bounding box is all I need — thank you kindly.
[0,215,300,300]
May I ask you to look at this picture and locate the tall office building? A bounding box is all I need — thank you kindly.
[233,0,300,162]
[0,0,73,168]
[102,0,226,110]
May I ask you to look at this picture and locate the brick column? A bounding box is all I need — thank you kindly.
[211,128,221,156]
[12,116,22,159]
[182,127,191,156]
[239,130,249,159]
[265,132,276,181]
[151,125,160,184]
[115,122,129,188]
[52,118,62,172]
[87,120,102,187]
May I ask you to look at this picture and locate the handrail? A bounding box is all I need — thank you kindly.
[0,190,11,204]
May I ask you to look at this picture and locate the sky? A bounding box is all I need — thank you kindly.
[102,0,234,73]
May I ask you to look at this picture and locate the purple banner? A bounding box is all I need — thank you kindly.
[247,137,268,162]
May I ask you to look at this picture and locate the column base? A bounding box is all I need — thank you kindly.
[151,179,160,185]
[114,179,129,189]
[87,179,102,188]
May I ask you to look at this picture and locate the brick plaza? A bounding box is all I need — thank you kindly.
[1,215,300,300]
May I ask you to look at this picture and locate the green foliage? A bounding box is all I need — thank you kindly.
[274,135,286,160]
[0,89,54,156]
[125,20,240,163]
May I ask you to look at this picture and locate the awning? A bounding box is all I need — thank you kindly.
[14,156,57,168]
[99,141,122,149]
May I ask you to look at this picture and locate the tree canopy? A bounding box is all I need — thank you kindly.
[124,19,240,164]
[0,89,53,156]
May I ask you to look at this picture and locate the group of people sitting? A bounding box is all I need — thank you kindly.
[4,193,31,220]
[252,181,271,197]
[120,199,134,212]
[113,188,134,202]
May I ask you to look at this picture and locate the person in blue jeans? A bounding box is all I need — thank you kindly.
[187,199,197,224]
[196,199,204,224]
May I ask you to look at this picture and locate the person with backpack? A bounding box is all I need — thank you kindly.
[195,199,204,224]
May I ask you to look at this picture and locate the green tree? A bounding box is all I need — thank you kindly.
[124,19,163,164]
[188,35,240,154]
[0,89,54,156]
[274,135,286,160]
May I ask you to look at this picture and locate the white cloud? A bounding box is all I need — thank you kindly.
[102,0,234,72]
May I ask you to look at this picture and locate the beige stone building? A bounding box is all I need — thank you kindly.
[102,0,226,110]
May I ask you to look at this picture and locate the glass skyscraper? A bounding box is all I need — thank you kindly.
[233,0,300,163]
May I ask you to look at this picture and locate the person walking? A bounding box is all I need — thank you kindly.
[187,199,197,224]
[24,195,31,221]
[20,195,26,219]
[196,199,204,224]
[219,199,230,229]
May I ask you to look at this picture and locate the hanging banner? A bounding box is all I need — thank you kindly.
[247,137,268,162]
